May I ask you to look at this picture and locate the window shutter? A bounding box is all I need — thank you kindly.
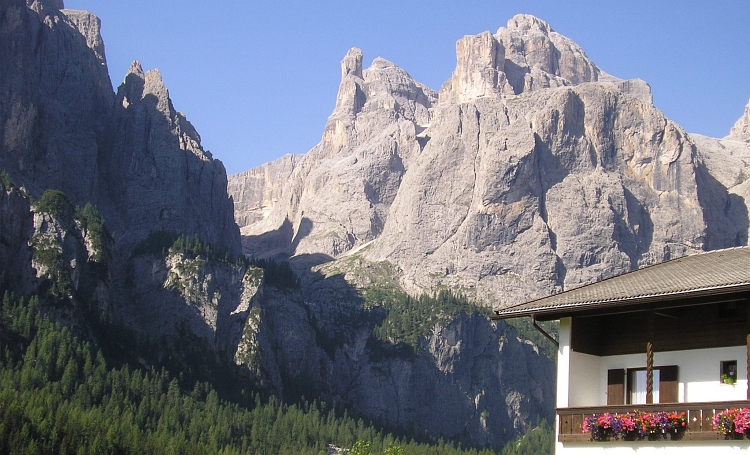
[607,369,625,405]
[659,365,679,403]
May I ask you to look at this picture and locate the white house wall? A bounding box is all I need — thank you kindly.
[655,346,747,402]
[596,346,747,404]
[557,318,572,408]
[569,351,601,406]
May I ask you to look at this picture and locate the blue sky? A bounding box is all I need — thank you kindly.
[66,1,750,175]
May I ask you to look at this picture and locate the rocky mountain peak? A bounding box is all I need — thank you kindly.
[729,98,750,141]
[118,62,172,113]
[232,13,749,310]
[438,31,506,103]
[117,63,200,147]
[497,13,604,90]
[440,14,611,104]
[144,68,171,110]
[125,60,145,79]
[505,13,552,34]
[27,0,63,13]
[341,47,363,79]
[326,49,435,150]
[61,8,106,65]
[333,48,366,120]
[119,61,145,106]
[233,49,437,257]
[108,58,237,251]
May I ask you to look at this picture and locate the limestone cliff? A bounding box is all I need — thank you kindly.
[236,48,436,258]
[0,0,240,255]
[367,82,709,305]
[226,17,750,441]
[691,129,750,245]
[0,0,112,203]
[229,277,554,447]
[104,61,240,252]
[230,14,748,307]
[0,0,244,384]
[4,2,748,450]
[129,251,265,372]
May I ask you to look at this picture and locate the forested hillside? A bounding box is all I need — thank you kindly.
[0,291,552,454]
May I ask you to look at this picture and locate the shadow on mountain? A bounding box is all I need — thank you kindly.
[241,218,294,259]
[241,216,318,261]
[0,4,113,206]
[101,88,241,255]
[615,187,654,270]
[695,161,749,250]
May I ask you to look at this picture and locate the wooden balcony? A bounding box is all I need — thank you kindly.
[558,401,750,443]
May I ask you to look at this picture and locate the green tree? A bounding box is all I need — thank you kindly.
[350,440,371,455]
[384,443,405,455]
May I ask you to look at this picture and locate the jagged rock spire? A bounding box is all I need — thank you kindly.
[341,47,363,79]
[729,98,750,141]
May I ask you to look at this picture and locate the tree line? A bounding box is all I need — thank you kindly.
[0,291,514,454]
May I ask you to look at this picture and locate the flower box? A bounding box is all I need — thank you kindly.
[583,411,687,441]
[714,408,750,439]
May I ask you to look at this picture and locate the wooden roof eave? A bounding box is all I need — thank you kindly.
[492,283,750,322]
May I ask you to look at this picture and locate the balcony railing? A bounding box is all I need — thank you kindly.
[558,400,750,443]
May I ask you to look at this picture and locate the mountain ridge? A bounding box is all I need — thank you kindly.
[230,14,750,308]
[2,3,749,450]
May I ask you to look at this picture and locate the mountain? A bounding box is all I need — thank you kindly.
[3,1,749,450]
[229,15,750,444]
[0,0,247,361]
[1,0,240,254]
[0,2,558,450]
[230,14,750,309]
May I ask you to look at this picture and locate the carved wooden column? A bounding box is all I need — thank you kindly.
[646,341,654,404]
[646,311,655,404]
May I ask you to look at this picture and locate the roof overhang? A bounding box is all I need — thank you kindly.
[493,283,750,321]
[492,247,750,322]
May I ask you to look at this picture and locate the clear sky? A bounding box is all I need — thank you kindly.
[65,0,750,176]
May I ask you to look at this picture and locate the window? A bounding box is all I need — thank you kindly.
[607,365,678,405]
[721,360,738,384]
[628,368,660,404]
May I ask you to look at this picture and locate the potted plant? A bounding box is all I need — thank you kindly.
[714,408,750,439]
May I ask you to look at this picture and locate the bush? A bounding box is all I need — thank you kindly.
[0,169,13,189]
[35,189,74,223]
[75,203,109,263]
[132,232,237,264]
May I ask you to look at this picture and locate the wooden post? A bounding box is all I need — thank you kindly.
[646,311,655,404]
[646,340,654,404]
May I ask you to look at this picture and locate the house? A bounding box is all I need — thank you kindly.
[493,246,750,454]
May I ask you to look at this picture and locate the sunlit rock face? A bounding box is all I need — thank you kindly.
[230,14,747,307]
[729,98,750,142]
